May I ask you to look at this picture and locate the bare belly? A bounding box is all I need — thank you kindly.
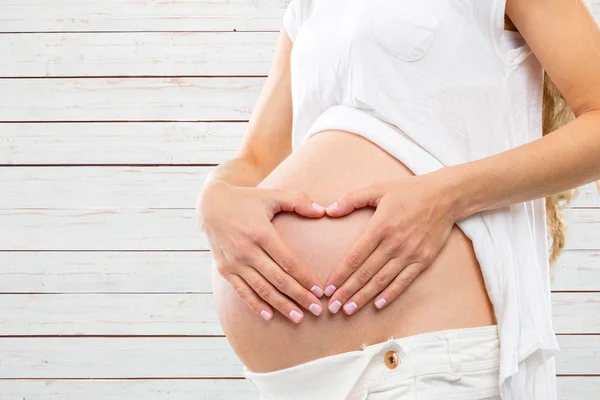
[212,130,496,373]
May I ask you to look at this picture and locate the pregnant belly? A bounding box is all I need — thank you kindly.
[212,130,496,373]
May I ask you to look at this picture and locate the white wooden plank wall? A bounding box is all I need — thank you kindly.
[1,1,599,398]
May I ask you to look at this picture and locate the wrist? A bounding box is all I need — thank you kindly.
[198,179,233,213]
[432,165,479,222]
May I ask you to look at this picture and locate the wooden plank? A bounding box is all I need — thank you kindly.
[0,250,593,293]
[0,294,221,336]
[2,167,600,209]
[0,377,596,400]
[0,293,597,336]
[3,167,600,209]
[551,293,600,333]
[0,78,263,122]
[0,0,289,33]
[0,250,597,294]
[0,380,257,400]
[569,181,600,208]
[1,0,597,33]
[0,252,214,293]
[0,167,212,208]
[557,335,600,375]
[0,122,244,165]
[551,250,600,291]
[0,32,277,77]
[0,209,202,251]
[0,335,595,378]
[0,337,242,378]
[557,377,600,400]
[2,208,600,251]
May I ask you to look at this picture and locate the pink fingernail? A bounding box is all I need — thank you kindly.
[311,285,324,298]
[343,301,357,315]
[329,300,342,314]
[375,298,387,309]
[309,303,322,316]
[260,310,272,321]
[289,310,303,323]
[324,285,336,297]
[326,202,338,212]
[312,202,326,212]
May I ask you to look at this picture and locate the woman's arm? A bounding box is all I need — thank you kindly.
[442,0,600,221]
[197,28,327,323]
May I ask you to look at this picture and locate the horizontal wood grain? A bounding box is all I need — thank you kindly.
[1,0,598,34]
[0,252,214,293]
[0,377,597,400]
[0,123,245,165]
[0,209,201,251]
[0,380,256,400]
[0,250,597,293]
[2,167,599,208]
[0,167,210,208]
[550,250,600,291]
[0,335,596,378]
[0,337,241,378]
[0,78,262,122]
[1,208,599,251]
[0,32,277,77]
[0,293,597,335]
[0,0,289,33]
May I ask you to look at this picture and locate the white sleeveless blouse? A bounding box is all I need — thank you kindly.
[281,0,559,398]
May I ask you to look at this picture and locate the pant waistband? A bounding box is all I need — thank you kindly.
[244,325,500,400]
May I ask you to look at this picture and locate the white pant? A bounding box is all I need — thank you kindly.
[243,325,501,400]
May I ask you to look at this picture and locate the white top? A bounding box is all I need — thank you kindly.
[281,0,560,398]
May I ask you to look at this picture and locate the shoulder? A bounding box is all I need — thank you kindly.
[282,0,316,41]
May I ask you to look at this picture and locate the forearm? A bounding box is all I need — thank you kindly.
[440,109,600,221]
[202,156,270,193]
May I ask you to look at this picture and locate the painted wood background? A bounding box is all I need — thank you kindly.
[1,1,600,398]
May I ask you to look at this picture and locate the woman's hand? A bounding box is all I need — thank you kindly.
[197,180,327,323]
[322,174,458,315]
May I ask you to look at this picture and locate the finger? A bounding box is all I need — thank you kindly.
[325,183,385,217]
[373,263,426,309]
[267,189,326,218]
[251,247,323,317]
[227,273,274,322]
[327,247,392,315]
[341,256,405,315]
[258,226,325,299]
[323,220,385,300]
[241,268,311,323]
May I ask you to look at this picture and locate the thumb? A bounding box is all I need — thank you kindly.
[325,183,385,217]
[266,189,326,218]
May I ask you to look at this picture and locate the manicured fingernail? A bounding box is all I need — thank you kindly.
[260,310,272,321]
[289,309,303,323]
[311,285,324,298]
[375,298,387,309]
[312,202,326,212]
[324,285,336,297]
[326,202,338,212]
[309,303,322,316]
[343,301,357,315]
[329,300,342,314]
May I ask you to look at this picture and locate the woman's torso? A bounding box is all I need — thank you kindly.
[212,129,496,373]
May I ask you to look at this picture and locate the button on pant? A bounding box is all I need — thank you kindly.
[244,325,501,400]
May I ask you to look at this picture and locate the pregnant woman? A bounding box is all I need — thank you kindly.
[197,1,600,399]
